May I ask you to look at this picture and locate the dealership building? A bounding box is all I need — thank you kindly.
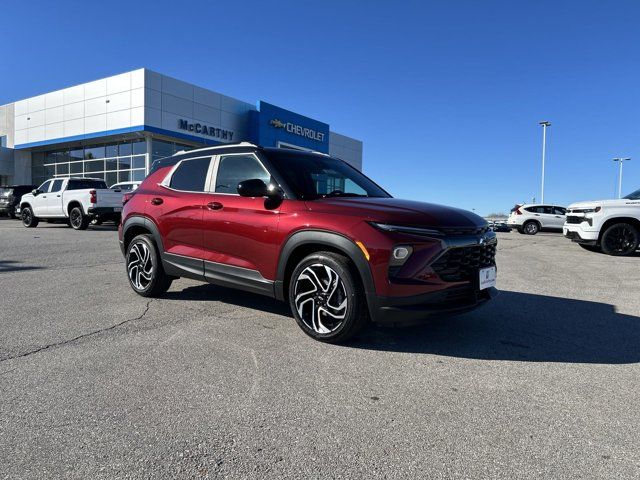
[0,68,363,187]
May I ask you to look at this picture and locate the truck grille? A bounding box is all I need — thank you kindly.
[565,216,583,224]
[431,243,496,282]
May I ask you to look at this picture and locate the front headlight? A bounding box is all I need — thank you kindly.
[368,222,441,236]
[569,207,601,214]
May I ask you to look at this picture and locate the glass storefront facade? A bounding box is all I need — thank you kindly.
[31,138,195,187]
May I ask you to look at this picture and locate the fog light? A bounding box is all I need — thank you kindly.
[389,245,413,269]
[393,246,410,260]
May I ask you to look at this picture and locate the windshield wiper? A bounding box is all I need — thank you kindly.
[324,191,368,198]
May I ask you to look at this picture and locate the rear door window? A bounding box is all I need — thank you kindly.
[169,157,212,191]
[50,179,64,192]
[554,206,566,215]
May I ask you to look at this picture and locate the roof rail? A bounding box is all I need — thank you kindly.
[175,141,258,156]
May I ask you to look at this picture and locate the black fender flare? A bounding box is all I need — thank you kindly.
[121,215,165,254]
[274,230,377,313]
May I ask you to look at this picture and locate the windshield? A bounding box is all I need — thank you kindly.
[623,188,640,200]
[264,150,390,200]
[0,188,10,197]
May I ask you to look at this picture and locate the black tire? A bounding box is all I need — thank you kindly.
[517,227,524,234]
[21,206,38,228]
[69,206,89,230]
[578,244,601,253]
[288,251,368,343]
[600,223,639,256]
[126,234,173,297]
[523,221,539,235]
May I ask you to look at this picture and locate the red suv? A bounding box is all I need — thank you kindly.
[119,143,497,343]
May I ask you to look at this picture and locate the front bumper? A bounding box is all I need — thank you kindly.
[369,285,498,326]
[563,224,598,245]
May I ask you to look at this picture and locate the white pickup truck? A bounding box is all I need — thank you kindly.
[20,177,124,230]
[563,187,640,256]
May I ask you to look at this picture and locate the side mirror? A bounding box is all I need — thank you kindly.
[32,189,39,196]
[237,179,269,197]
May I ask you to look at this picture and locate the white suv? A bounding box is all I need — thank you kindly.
[563,188,640,256]
[507,204,566,235]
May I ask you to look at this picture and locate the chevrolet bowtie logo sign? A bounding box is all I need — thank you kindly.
[269,118,325,142]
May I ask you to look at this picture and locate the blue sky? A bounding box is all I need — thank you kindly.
[3,0,639,215]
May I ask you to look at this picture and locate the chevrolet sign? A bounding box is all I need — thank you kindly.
[269,118,325,142]
[178,119,234,141]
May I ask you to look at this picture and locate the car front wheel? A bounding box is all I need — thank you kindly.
[600,223,639,256]
[288,251,368,343]
[126,234,173,297]
[21,207,39,228]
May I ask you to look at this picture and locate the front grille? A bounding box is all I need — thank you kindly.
[438,226,490,236]
[431,243,496,282]
[566,216,583,224]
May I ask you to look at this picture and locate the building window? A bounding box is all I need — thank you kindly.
[32,140,149,187]
[0,136,7,148]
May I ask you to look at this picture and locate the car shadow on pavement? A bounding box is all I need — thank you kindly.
[161,283,291,316]
[351,290,640,364]
[0,260,45,273]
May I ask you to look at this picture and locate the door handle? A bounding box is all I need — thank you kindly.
[56,195,61,197]
[207,201,223,210]
[151,197,163,205]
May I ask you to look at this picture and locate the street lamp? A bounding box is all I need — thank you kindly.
[539,121,551,203]
[613,157,631,199]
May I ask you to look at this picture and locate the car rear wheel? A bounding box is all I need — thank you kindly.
[600,223,639,256]
[126,234,173,297]
[288,251,368,343]
[523,221,539,235]
[69,206,89,230]
[21,207,38,228]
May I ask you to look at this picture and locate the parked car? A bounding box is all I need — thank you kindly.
[20,177,124,230]
[0,185,35,218]
[119,143,498,343]
[492,221,511,233]
[507,204,566,234]
[563,188,640,256]
[110,181,141,192]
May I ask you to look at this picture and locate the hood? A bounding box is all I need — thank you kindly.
[305,197,486,228]
[568,198,640,209]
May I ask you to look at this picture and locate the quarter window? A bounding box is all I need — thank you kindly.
[169,158,211,191]
[214,155,271,194]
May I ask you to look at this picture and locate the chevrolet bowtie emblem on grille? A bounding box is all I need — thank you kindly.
[270,118,285,128]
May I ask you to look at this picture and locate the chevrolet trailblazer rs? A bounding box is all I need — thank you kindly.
[118,143,497,343]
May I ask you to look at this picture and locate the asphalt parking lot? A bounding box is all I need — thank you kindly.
[0,219,639,479]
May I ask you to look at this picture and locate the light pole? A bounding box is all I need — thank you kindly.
[539,121,551,203]
[613,157,631,199]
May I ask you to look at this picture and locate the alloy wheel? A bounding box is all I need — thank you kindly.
[70,209,82,228]
[22,209,31,226]
[525,223,538,234]
[128,241,154,290]
[604,225,637,255]
[294,264,348,334]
